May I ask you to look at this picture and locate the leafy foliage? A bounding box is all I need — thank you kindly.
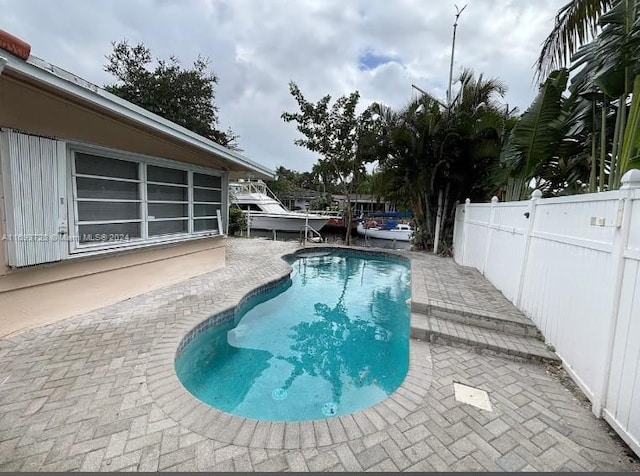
[227,207,247,235]
[619,75,640,172]
[281,82,376,243]
[267,166,327,194]
[592,0,640,96]
[500,69,570,199]
[369,70,513,250]
[104,40,238,148]
[527,0,640,193]
[536,0,614,78]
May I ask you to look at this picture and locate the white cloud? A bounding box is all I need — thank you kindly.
[0,0,566,172]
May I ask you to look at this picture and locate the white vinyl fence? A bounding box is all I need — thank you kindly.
[452,169,640,457]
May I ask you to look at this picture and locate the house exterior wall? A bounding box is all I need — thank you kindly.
[0,151,6,276]
[0,71,235,335]
[332,194,390,214]
[0,236,225,337]
[0,74,234,172]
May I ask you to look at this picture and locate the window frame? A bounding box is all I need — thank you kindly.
[67,143,226,256]
[145,165,190,238]
[192,172,224,233]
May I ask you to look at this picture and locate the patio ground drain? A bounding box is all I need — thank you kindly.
[453,382,493,412]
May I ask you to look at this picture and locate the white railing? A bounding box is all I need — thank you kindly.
[300,224,323,245]
[452,169,640,457]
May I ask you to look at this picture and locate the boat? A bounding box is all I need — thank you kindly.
[356,219,414,242]
[308,210,359,231]
[230,180,330,232]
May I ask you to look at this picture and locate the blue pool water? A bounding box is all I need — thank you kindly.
[175,250,410,422]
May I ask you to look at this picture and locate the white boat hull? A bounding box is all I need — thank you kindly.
[356,222,413,242]
[246,213,329,232]
[230,180,330,232]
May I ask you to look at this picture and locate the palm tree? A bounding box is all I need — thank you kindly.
[500,69,571,199]
[431,70,514,250]
[369,95,443,249]
[533,0,640,189]
[536,0,614,79]
[370,70,513,251]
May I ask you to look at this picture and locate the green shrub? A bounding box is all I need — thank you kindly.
[228,207,247,235]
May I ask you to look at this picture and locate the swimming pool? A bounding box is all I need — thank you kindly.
[175,249,410,422]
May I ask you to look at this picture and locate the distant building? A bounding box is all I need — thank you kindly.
[331,194,391,215]
[277,190,325,211]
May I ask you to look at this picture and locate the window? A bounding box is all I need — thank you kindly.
[146,165,189,237]
[238,203,263,212]
[193,173,222,232]
[71,150,224,252]
[74,153,142,243]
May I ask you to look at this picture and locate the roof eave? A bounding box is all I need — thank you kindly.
[0,52,274,179]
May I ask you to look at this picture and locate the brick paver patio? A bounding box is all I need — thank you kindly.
[0,237,637,471]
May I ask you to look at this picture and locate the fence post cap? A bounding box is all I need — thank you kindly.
[531,189,542,199]
[491,196,499,203]
[465,198,471,204]
[620,169,640,190]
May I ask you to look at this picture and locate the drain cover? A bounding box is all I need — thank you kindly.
[322,402,338,416]
[453,382,492,412]
[272,388,288,400]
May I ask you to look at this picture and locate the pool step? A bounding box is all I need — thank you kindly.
[429,301,541,338]
[411,313,559,363]
[411,299,541,338]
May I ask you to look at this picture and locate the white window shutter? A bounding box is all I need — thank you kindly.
[1,130,67,267]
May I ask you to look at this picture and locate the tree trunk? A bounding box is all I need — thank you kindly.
[599,99,607,191]
[344,192,352,246]
[608,97,624,190]
[589,100,597,193]
[613,97,629,187]
[433,189,444,254]
[439,182,451,253]
[423,193,434,250]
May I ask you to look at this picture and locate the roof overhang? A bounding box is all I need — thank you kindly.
[0,51,274,179]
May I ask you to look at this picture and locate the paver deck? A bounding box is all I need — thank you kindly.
[0,237,637,472]
[409,252,529,323]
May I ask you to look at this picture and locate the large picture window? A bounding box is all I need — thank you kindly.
[146,165,189,237]
[71,150,224,251]
[193,173,222,233]
[74,153,142,243]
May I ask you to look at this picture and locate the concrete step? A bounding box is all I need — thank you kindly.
[411,297,540,338]
[410,313,559,363]
[428,300,541,338]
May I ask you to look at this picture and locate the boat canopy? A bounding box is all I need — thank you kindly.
[369,211,413,218]
[379,220,399,230]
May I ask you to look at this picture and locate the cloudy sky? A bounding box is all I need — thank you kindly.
[2,0,564,173]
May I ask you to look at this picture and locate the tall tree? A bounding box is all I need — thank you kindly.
[370,96,444,250]
[536,0,614,79]
[281,82,375,243]
[500,69,572,199]
[267,166,300,194]
[371,70,513,251]
[532,0,640,190]
[104,40,238,149]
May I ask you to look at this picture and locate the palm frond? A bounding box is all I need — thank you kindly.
[502,69,570,180]
[618,75,640,174]
[536,0,614,79]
